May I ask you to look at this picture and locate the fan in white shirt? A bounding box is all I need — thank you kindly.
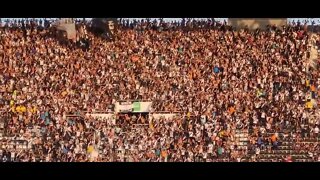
[266,122,271,131]
[253,116,259,125]
[315,126,319,134]
[260,127,266,134]
[255,147,260,155]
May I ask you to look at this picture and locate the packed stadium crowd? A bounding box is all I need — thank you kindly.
[0,18,319,162]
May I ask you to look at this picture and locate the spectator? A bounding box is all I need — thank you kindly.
[0,18,318,162]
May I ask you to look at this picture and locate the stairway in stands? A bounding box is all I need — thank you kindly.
[0,111,8,138]
[234,128,249,151]
[307,33,319,70]
[305,33,318,110]
[256,133,314,162]
[0,118,4,138]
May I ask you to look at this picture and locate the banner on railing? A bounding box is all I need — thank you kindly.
[115,101,152,113]
[53,19,77,40]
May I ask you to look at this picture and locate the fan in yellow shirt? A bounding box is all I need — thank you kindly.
[32,106,37,113]
[12,90,17,100]
[149,120,154,131]
[306,79,310,87]
[22,106,27,113]
[87,145,94,154]
[61,91,68,97]
[11,106,16,113]
[16,105,27,113]
[16,106,22,113]
[306,101,313,109]
[256,89,261,97]
[10,100,15,107]
[187,112,191,119]
[218,130,225,138]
